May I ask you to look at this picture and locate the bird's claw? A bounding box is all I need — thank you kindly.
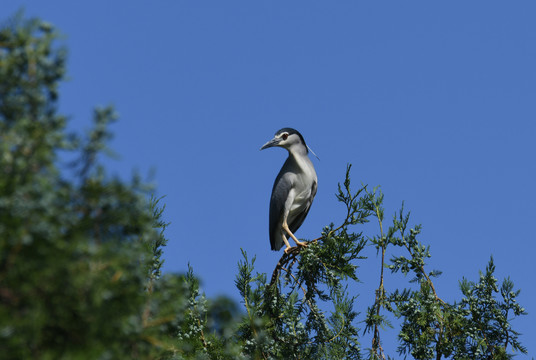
[284,242,308,254]
[297,241,308,247]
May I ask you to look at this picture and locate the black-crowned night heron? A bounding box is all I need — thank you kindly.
[260,128,318,254]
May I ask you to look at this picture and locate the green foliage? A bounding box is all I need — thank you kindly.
[235,165,528,360]
[360,186,528,360]
[234,165,369,360]
[0,14,239,360]
[453,258,527,358]
[0,13,529,360]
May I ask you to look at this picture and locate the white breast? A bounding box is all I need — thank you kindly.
[287,154,317,220]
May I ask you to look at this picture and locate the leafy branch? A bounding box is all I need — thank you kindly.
[238,164,528,360]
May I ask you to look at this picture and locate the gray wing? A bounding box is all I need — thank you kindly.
[269,170,293,251]
[288,179,317,233]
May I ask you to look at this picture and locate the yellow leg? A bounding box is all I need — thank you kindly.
[281,233,293,254]
[282,222,308,248]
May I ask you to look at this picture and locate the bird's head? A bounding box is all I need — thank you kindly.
[260,128,308,153]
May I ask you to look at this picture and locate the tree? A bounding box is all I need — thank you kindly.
[0,14,239,360]
[0,14,528,360]
[235,165,527,360]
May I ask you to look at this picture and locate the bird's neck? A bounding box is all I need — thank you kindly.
[287,147,312,172]
[287,144,308,158]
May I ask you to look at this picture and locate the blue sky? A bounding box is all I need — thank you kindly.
[6,1,535,357]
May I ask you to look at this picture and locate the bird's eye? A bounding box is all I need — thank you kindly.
[281,133,288,140]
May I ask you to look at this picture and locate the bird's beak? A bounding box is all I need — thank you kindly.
[260,137,280,150]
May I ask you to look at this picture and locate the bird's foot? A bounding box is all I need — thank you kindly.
[296,240,308,247]
[284,242,308,254]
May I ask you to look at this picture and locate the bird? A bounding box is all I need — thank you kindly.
[260,128,318,254]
